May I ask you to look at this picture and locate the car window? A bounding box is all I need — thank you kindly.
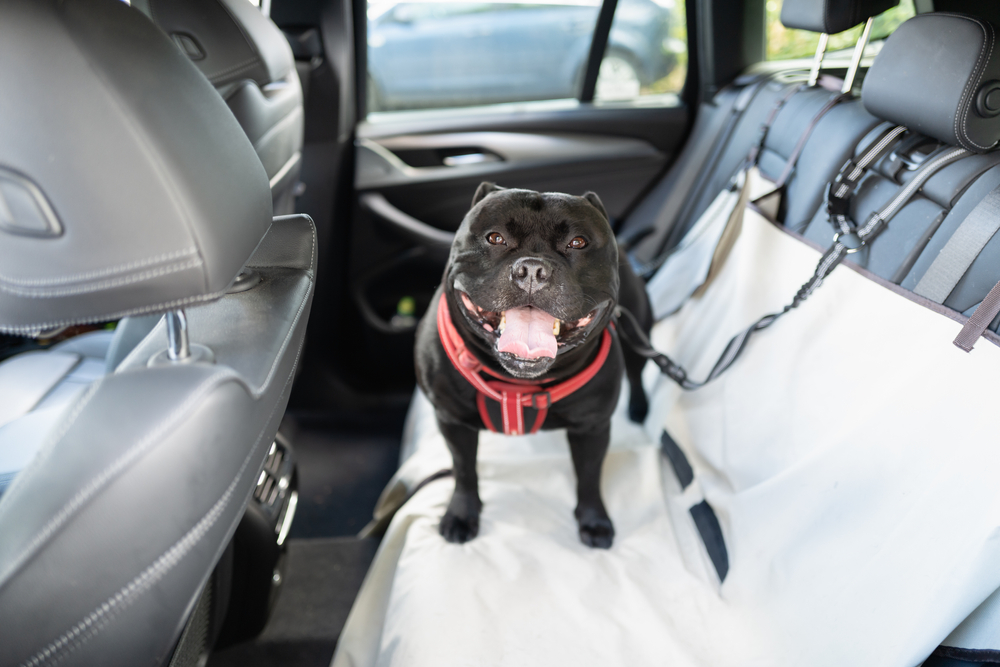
[595,0,684,103]
[766,0,915,61]
[366,0,686,115]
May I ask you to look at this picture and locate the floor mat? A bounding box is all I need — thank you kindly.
[288,410,405,538]
[208,537,379,667]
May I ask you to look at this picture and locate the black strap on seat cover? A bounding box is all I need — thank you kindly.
[620,125,970,389]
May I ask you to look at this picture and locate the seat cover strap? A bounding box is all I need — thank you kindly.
[437,293,613,435]
[914,183,1000,304]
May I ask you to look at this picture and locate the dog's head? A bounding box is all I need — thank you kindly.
[445,182,619,379]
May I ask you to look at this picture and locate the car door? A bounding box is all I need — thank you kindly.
[275,0,690,400]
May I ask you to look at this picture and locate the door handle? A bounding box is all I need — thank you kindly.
[359,192,456,252]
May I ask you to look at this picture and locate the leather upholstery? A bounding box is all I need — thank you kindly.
[780,0,899,34]
[0,215,317,667]
[0,0,272,335]
[137,0,305,214]
[0,2,316,664]
[863,13,1000,153]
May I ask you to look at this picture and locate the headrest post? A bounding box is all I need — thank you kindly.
[842,16,874,94]
[166,310,191,362]
[808,33,829,87]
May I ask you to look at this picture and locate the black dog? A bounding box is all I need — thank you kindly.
[415,183,653,549]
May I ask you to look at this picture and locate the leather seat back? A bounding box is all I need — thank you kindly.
[0,2,315,665]
[136,0,306,215]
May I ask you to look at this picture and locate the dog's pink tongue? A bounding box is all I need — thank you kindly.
[497,306,558,359]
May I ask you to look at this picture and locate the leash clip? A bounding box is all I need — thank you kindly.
[833,231,864,254]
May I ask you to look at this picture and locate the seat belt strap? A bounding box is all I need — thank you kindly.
[772,92,851,188]
[744,83,803,168]
[913,183,1000,303]
[953,281,1000,351]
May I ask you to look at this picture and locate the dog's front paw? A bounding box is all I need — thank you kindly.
[439,511,479,543]
[575,506,615,549]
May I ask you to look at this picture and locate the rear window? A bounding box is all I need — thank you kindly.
[765,0,915,61]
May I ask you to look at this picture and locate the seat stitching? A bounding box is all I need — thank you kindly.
[0,369,240,597]
[0,248,199,288]
[0,380,104,529]
[19,377,274,667]
[0,259,203,298]
[19,328,309,667]
[953,16,993,150]
[0,291,225,337]
[56,9,209,295]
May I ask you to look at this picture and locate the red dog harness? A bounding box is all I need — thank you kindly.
[436,293,612,435]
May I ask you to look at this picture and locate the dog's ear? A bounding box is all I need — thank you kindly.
[582,192,609,222]
[472,182,504,207]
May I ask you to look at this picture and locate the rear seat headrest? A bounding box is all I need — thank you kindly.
[863,13,1000,153]
[134,0,296,90]
[0,0,272,334]
[780,0,899,35]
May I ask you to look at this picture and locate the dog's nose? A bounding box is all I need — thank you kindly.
[511,257,552,292]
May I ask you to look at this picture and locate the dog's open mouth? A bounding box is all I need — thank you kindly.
[458,291,596,360]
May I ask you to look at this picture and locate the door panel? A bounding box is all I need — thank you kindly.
[357,130,668,228]
[341,104,689,394]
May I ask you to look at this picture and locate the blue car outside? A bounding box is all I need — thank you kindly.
[367,0,678,112]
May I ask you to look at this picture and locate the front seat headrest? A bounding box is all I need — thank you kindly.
[135,0,305,215]
[863,13,1000,153]
[0,0,272,335]
[780,0,900,35]
[134,0,296,93]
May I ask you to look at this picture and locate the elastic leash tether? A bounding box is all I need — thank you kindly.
[619,126,971,391]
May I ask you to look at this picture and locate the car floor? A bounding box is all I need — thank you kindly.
[208,406,407,667]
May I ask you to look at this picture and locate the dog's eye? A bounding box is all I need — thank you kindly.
[487,232,506,245]
[568,237,588,249]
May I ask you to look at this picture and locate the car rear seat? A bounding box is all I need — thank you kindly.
[637,5,1000,338]
[333,7,1000,667]
[624,0,897,271]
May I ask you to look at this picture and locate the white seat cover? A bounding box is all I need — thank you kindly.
[334,208,1000,667]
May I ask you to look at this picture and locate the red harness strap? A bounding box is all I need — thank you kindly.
[436,293,612,435]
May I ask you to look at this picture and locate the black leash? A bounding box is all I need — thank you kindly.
[620,126,969,390]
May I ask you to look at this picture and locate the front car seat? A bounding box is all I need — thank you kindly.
[134,0,306,215]
[0,1,316,664]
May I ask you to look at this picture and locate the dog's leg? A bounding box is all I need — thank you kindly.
[568,422,614,548]
[622,338,649,424]
[617,250,652,423]
[439,420,482,543]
